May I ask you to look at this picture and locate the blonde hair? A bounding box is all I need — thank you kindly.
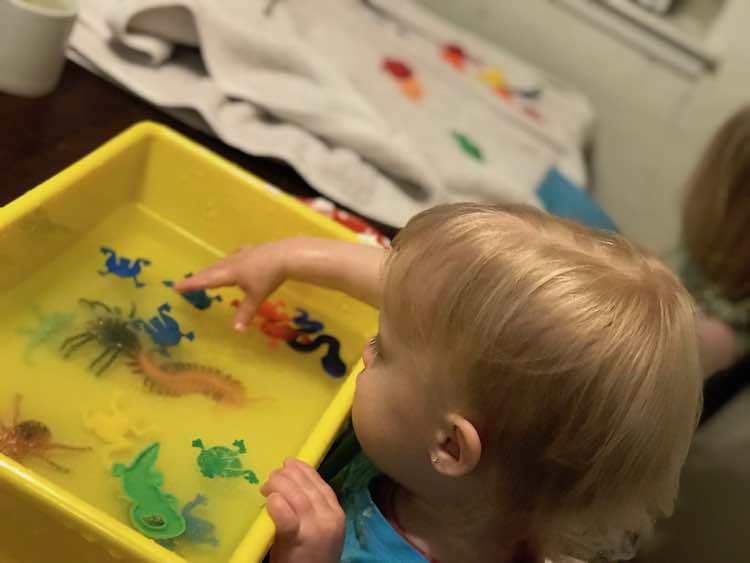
[383,203,702,559]
[683,104,750,300]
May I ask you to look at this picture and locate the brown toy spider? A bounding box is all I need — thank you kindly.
[0,394,90,472]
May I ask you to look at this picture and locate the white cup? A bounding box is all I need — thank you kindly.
[0,0,77,97]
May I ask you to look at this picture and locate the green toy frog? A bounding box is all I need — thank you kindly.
[192,438,259,484]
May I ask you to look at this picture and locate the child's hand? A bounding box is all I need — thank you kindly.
[174,242,289,331]
[173,237,385,331]
[261,458,345,563]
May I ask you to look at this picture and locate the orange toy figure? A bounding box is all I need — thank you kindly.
[233,299,305,348]
[257,301,303,346]
[257,300,290,323]
[0,394,90,472]
[260,322,301,345]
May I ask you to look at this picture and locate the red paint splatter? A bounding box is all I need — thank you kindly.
[382,58,413,80]
[523,106,542,121]
[441,43,466,70]
[494,85,512,100]
[381,58,423,101]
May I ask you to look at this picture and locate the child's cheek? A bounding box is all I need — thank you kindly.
[352,369,366,410]
[352,365,378,419]
[362,348,374,368]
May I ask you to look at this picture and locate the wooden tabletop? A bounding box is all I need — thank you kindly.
[0,61,396,237]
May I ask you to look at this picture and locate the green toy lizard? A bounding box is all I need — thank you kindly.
[112,442,186,541]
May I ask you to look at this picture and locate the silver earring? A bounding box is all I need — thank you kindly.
[431,455,439,464]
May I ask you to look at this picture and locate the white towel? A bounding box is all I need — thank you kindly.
[69,0,594,227]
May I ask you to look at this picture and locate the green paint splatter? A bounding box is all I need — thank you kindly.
[452,131,483,162]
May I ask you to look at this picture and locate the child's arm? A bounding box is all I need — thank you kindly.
[696,313,739,378]
[174,237,385,330]
[261,458,345,563]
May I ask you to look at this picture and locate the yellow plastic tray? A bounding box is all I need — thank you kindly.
[0,122,377,563]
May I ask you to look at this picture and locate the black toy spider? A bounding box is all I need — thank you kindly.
[61,299,141,375]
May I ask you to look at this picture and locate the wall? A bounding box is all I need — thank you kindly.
[417,0,750,253]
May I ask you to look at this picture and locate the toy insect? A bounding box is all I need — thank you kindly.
[63,299,246,405]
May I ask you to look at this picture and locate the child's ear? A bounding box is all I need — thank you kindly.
[430,414,482,477]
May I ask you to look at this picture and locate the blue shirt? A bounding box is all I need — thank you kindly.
[336,453,427,563]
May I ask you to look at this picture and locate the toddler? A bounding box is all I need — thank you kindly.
[674,104,750,376]
[177,203,702,563]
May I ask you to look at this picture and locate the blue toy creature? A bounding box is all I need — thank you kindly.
[288,309,347,378]
[132,303,194,355]
[98,247,151,288]
[181,494,219,547]
[163,273,222,310]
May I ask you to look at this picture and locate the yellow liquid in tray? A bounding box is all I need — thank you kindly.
[0,202,366,562]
